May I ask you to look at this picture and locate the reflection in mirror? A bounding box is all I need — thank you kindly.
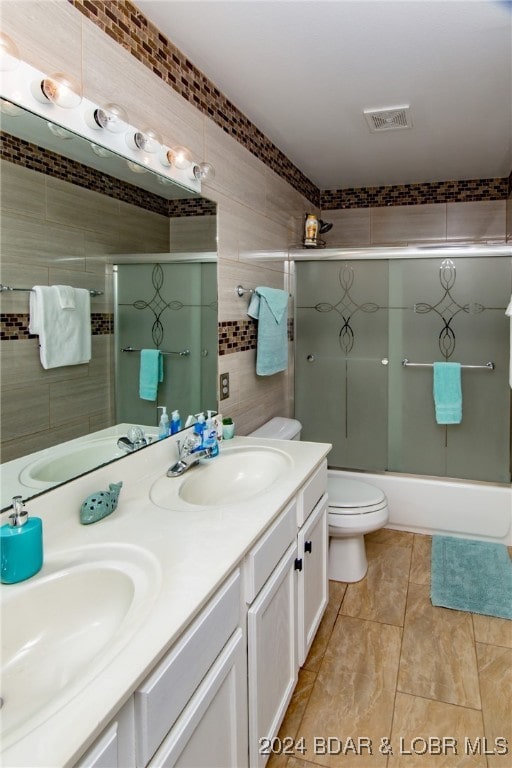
[0,100,217,510]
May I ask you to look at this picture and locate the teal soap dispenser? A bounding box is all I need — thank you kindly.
[1,496,43,584]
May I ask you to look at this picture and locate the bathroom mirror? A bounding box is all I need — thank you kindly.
[0,100,218,510]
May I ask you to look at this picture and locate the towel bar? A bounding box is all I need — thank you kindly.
[0,284,103,297]
[121,346,190,357]
[402,359,495,370]
[236,284,292,298]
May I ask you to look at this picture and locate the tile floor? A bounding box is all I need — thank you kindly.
[268,529,512,768]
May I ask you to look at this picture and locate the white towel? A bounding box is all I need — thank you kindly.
[29,285,91,369]
[506,295,512,389]
[55,284,76,309]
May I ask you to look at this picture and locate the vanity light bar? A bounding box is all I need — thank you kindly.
[0,59,202,195]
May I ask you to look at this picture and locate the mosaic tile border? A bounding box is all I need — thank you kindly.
[69,0,320,206]
[321,177,510,209]
[69,1,511,210]
[218,318,294,356]
[0,313,113,341]
[1,132,214,217]
[218,319,257,356]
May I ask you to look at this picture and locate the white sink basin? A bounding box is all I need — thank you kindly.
[0,543,161,747]
[18,438,127,489]
[150,444,294,509]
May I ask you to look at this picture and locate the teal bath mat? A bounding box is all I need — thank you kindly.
[431,535,512,620]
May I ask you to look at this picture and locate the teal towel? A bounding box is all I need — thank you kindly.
[247,287,288,376]
[139,349,163,401]
[433,362,462,424]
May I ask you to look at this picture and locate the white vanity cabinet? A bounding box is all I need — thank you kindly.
[244,501,298,768]
[295,459,329,666]
[134,569,247,768]
[72,453,330,768]
[296,493,328,665]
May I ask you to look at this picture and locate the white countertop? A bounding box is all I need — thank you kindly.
[0,434,331,768]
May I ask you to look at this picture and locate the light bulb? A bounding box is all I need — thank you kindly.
[127,128,161,154]
[47,122,74,140]
[90,143,114,158]
[90,103,128,133]
[193,162,215,182]
[0,98,22,116]
[126,160,147,174]
[33,73,82,109]
[167,146,192,169]
[0,33,19,71]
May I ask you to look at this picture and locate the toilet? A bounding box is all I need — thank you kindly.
[249,417,390,583]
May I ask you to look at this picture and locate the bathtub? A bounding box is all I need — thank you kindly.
[332,469,512,545]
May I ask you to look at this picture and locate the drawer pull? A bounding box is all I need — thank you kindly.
[294,557,303,572]
[304,541,312,554]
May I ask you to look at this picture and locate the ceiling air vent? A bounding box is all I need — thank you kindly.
[364,105,412,132]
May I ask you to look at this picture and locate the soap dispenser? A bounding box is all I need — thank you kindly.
[1,496,43,584]
[157,406,170,439]
[170,409,182,435]
[203,410,219,457]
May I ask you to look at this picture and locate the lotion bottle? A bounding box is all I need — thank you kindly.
[1,496,43,584]
[157,406,169,439]
[203,410,219,457]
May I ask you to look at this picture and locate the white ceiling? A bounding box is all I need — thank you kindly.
[137,0,512,190]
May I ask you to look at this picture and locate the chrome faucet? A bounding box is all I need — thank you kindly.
[117,436,148,453]
[167,437,213,477]
[117,427,151,453]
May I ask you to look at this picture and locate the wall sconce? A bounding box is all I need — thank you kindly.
[126,128,161,154]
[85,103,129,134]
[0,33,20,71]
[30,72,82,109]
[193,162,215,182]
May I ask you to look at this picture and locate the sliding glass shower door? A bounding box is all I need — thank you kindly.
[295,255,510,483]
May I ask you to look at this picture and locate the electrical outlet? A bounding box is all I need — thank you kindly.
[219,372,230,400]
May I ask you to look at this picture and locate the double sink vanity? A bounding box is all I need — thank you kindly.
[0,432,331,768]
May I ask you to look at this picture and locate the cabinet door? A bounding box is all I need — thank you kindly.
[247,542,298,768]
[297,494,328,666]
[148,628,247,768]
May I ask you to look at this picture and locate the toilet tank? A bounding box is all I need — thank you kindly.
[249,417,302,440]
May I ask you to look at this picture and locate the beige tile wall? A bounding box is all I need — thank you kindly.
[323,200,507,248]
[0,160,169,460]
[1,0,310,446]
[2,0,508,455]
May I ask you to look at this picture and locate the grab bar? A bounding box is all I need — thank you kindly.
[402,359,495,370]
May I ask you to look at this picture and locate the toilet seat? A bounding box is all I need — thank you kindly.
[327,476,387,515]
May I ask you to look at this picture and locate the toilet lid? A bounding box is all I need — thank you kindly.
[327,476,386,513]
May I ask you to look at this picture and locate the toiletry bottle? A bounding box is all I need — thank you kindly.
[157,406,169,439]
[193,412,206,449]
[214,412,223,441]
[1,496,43,584]
[203,410,219,457]
[170,409,182,435]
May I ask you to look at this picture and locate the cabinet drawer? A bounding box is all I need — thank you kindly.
[135,569,241,767]
[244,501,296,604]
[296,460,327,526]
